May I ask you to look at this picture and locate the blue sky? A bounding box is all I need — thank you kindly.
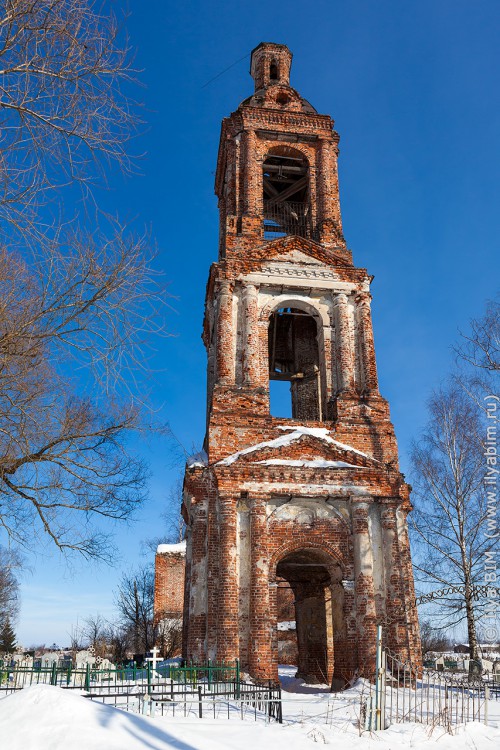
[13,0,500,646]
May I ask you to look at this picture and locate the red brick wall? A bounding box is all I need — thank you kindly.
[154,551,186,621]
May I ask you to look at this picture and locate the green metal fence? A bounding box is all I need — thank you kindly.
[0,659,240,695]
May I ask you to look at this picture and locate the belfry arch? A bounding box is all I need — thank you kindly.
[262,146,311,239]
[268,302,326,421]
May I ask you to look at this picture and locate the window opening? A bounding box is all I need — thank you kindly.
[269,379,292,418]
[263,150,311,239]
[268,307,322,421]
[270,61,278,80]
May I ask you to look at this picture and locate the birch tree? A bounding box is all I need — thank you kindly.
[410,384,497,660]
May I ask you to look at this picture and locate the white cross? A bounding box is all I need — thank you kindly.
[147,646,160,672]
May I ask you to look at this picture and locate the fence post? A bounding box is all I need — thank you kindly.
[207,659,211,692]
[198,685,203,718]
[374,625,383,730]
[85,663,90,691]
[50,663,57,686]
[235,659,240,699]
[484,685,489,726]
[147,661,152,694]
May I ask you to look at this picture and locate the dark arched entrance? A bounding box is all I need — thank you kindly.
[276,548,343,684]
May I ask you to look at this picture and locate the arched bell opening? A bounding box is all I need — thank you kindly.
[268,305,325,421]
[263,146,311,239]
[276,548,340,685]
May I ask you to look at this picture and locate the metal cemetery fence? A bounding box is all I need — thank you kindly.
[3,648,498,731]
[0,659,239,694]
[362,632,497,732]
[0,659,282,724]
[85,679,283,724]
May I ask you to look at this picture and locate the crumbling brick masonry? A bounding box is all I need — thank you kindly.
[181,42,421,687]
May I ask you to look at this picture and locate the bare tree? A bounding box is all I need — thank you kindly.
[155,617,182,660]
[419,620,451,659]
[0,236,167,558]
[0,547,21,625]
[0,2,168,558]
[410,384,497,660]
[163,478,187,545]
[115,563,155,654]
[105,622,130,665]
[81,613,110,658]
[454,297,499,432]
[142,474,187,556]
[0,0,139,245]
[455,297,500,374]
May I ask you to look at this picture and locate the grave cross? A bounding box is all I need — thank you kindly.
[147,646,160,672]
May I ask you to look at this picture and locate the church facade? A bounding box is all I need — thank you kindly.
[182,42,421,687]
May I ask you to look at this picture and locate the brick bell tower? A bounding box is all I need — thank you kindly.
[182,42,421,687]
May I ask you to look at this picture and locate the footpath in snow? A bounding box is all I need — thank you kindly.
[0,665,499,749]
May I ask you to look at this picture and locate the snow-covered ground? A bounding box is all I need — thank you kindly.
[1,665,499,749]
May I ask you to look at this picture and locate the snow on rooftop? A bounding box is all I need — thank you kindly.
[218,425,374,466]
[156,540,186,555]
[186,449,208,468]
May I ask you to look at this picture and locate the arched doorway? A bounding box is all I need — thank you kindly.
[275,548,343,684]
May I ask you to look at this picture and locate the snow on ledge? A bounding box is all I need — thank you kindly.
[257,458,362,468]
[156,541,186,555]
[277,620,296,631]
[186,449,208,468]
[217,425,375,466]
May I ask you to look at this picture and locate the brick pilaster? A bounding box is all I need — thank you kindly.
[352,500,377,674]
[216,281,235,385]
[249,497,272,679]
[217,495,240,663]
[242,282,260,386]
[356,292,379,393]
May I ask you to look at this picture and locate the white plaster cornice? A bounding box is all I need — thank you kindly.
[241,267,358,293]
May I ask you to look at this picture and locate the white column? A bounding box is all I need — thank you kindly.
[334,292,354,392]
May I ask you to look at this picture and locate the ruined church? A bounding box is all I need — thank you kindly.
[180,42,421,687]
